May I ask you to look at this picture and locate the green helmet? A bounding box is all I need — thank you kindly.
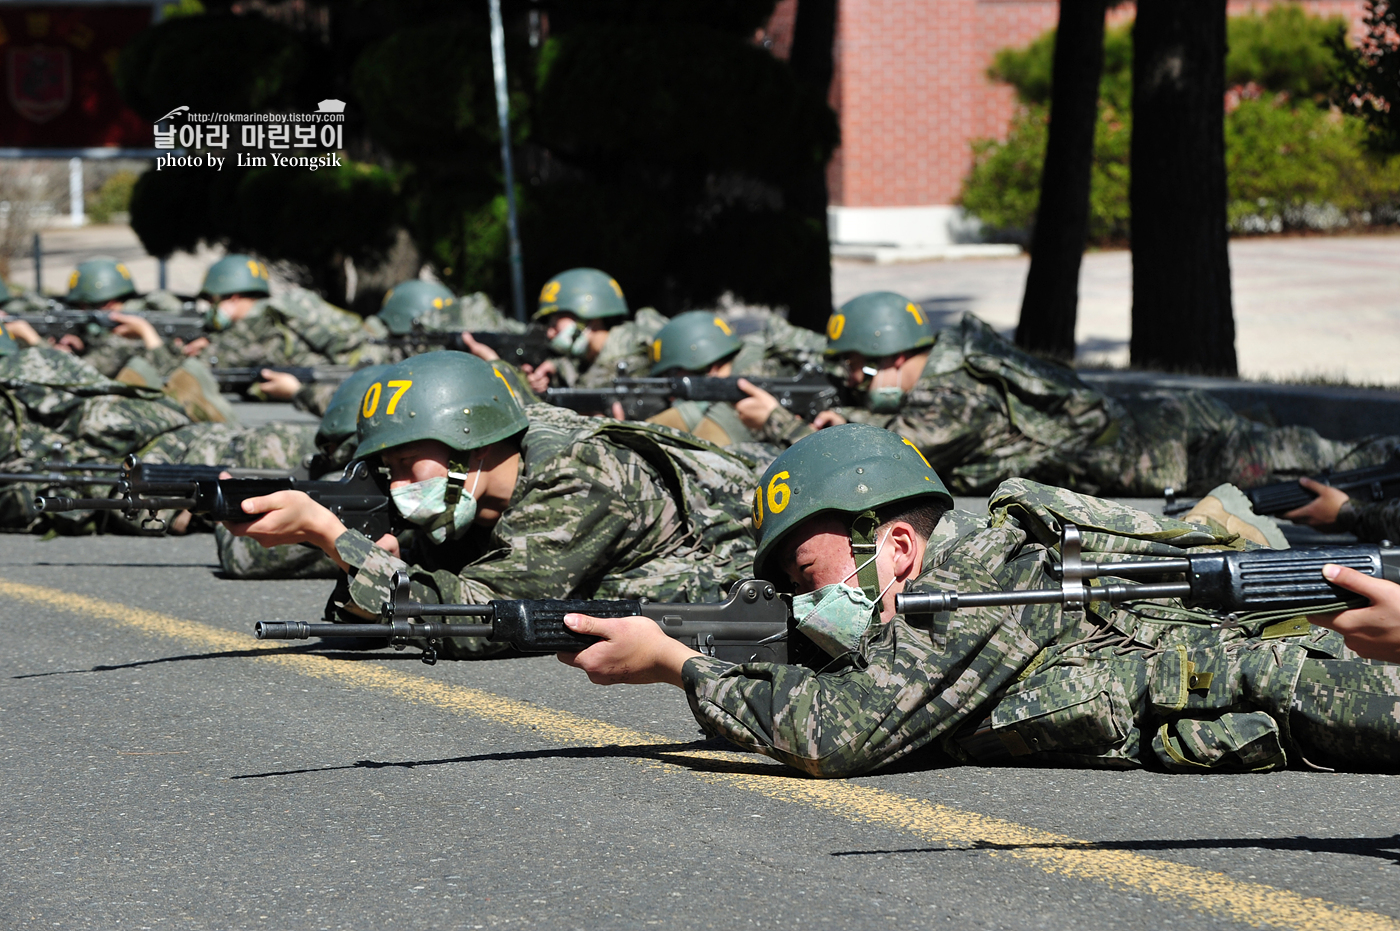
[353,352,529,461]
[67,256,137,305]
[532,267,628,322]
[201,254,271,299]
[751,423,953,585]
[315,364,395,451]
[0,322,17,356]
[0,277,12,301]
[377,280,459,336]
[824,291,934,359]
[649,311,742,375]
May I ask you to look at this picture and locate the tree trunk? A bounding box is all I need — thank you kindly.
[1129,0,1236,375]
[785,0,838,331]
[1015,0,1108,362]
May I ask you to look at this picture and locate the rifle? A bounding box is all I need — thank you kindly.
[0,461,305,486]
[210,365,356,395]
[9,307,207,342]
[34,455,396,535]
[896,524,1400,619]
[374,327,554,368]
[1163,451,1400,518]
[545,369,842,421]
[255,572,790,665]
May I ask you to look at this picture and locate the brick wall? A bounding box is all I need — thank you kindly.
[798,0,1370,210]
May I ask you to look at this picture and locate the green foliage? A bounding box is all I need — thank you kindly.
[86,171,139,224]
[1333,0,1400,153]
[962,7,1400,241]
[1227,4,1348,100]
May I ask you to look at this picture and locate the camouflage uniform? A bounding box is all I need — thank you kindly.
[1335,497,1400,544]
[682,478,1400,777]
[332,405,759,658]
[77,292,190,379]
[360,291,530,366]
[202,287,383,370]
[0,347,191,532]
[761,314,1398,496]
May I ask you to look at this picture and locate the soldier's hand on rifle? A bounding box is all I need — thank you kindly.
[1283,477,1350,531]
[225,490,352,568]
[735,378,781,430]
[457,331,499,362]
[812,410,848,429]
[522,360,556,394]
[1309,565,1400,662]
[255,368,302,401]
[108,311,164,350]
[53,333,85,353]
[556,613,699,688]
[1,318,42,346]
[181,336,210,357]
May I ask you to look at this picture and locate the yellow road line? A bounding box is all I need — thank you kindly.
[6,577,1397,931]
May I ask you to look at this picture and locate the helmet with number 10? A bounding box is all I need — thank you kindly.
[353,352,529,461]
[824,291,934,359]
[750,424,953,584]
[532,268,628,322]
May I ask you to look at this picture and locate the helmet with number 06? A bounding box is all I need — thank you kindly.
[200,254,271,299]
[377,280,458,336]
[67,256,137,304]
[532,267,628,322]
[649,311,742,375]
[824,291,934,359]
[353,352,529,460]
[750,423,953,584]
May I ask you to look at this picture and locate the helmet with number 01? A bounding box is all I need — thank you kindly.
[200,254,271,298]
[824,291,934,359]
[649,311,743,375]
[750,423,953,584]
[67,256,137,304]
[353,352,529,460]
[376,280,458,336]
[532,267,628,322]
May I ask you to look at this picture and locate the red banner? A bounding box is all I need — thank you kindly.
[0,5,153,148]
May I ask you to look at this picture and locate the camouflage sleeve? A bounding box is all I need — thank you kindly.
[1336,497,1400,544]
[753,405,815,448]
[293,380,341,418]
[680,533,1050,777]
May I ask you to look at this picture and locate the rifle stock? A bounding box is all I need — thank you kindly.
[10,307,207,342]
[210,365,355,395]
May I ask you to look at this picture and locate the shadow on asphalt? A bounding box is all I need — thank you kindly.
[830,835,1400,863]
[9,643,322,678]
[229,739,797,781]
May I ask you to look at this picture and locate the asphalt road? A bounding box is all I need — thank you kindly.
[2,527,1397,931]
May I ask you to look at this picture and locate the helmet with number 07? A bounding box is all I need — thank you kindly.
[353,352,529,460]
[823,291,935,359]
[750,423,953,584]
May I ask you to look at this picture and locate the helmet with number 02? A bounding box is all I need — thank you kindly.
[750,423,953,584]
[353,352,530,460]
[532,267,628,322]
[200,254,271,299]
[649,311,742,375]
[377,280,458,336]
[824,291,934,359]
[67,256,137,305]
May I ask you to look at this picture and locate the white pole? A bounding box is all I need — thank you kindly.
[68,157,84,226]
[488,0,526,323]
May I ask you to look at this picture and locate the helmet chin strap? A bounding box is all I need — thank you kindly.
[849,509,884,603]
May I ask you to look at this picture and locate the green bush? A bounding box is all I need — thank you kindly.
[87,171,139,224]
[961,5,1400,241]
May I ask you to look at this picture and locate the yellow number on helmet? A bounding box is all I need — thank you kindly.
[752,487,764,529]
[608,278,623,297]
[361,382,382,418]
[384,380,413,415]
[68,270,79,289]
[539,281,561,304]
[651,339,662,362]
[826,314,845,341]
[492,367,517,401]
[904,302,924,326]
[766,471,791,515]
[257,262,269,279]
[712,317,733,336]
[432,297,443,309]
[116,263,131,279]
[246,260,260,278]
[902,436,933,470]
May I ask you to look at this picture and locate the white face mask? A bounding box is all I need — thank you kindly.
[389,462,483,544]
[790,532,896,658]
[549,320,592,358]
